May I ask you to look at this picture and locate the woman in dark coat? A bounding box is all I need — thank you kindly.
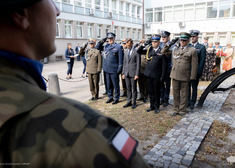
[65,43,75,79]
[201,42,216,81]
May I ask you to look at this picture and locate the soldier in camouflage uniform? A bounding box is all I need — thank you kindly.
[0,0,150,167]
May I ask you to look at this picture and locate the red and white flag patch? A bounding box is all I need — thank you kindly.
[111,128,138,161]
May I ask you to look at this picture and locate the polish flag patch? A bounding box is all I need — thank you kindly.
[111,128,138,161]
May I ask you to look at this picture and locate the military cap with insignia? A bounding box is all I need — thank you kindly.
[0,0,42,11]
[88,38,96,44]
[151,34,161,41]
[180,32,191,41]
[204,37,209,40]
[121,39,127,44]
[189,30,200,37]
[215,42,220,45]
[107,32,116,39]
[161,30,171,37]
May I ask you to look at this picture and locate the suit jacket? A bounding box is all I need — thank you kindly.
[137,45,166,79]
[190,43,206,77]
[122,47,140,78]
[170,46,198,81]
[86,48,102,74]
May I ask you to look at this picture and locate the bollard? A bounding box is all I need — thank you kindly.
[48,73,61,95]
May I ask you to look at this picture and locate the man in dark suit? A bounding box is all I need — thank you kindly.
[137,35,166,114]
[160,30,172,107]
[188,30,206,109]
[122,38,140,109]
[96,32,124,104]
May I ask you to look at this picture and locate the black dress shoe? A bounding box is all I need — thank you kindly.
[106,98,113,103]
[90,97,95,101]
[155,108,160,114]
[93,97,98,101]
[143,98,147,103]
[146,107,155,112]
[171,112,178,116]
[163,101,169,107]
[112,99,119,105]
[190,104,194,110]
[123,102,132,108]
[132,104,137,109]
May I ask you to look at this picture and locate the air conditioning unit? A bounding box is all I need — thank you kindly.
[178,21,185,28]
[89,9,94,15]
[145,23,150,28]
[107,12,112,18]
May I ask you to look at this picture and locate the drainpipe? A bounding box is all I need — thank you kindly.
[142,0,145,39]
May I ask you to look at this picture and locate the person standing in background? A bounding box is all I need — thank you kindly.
[75,43,81,61]
[203,37,209,49]
[188,30,206,110]
[65,43,75,79]
[79,43,88,78]
[120,39,127,97]
[223,43,233,71]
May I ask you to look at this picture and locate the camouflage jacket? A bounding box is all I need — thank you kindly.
[0,57,150,168]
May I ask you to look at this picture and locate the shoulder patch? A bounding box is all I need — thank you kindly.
[111,128,138,161]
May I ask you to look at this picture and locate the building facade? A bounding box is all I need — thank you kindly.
[51,0,143,61]
[144,0,235,70]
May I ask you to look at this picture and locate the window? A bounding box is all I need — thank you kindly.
[74,0,82,6]
[87,23,93,38]
[132,30,135,40]
[105,27,110,36]
[218,34,227,46]
[97,25,102,39]
[146,8,153,22]
[195,3,206,20]
[76,22,83,38]
[126,3,130,15]
[120,28,124,40]
[132,5,136,17]
[95,0,101,10]
[104,0,109,12]
[173,5,183,21]
[164,6,172,22]
[56,21,60,37]
[127,30,130,38]
[184,4,194,21]
[119,2,124,15]
[232,33,235,46]
[207,1,218,18]
[138,31,141,40]
[65,20,72,38]
[62,0,70,4]
[233,1,235,17]
[219,0,230,18]
[112,0,117,13]
[154,7,162,22]
[85,0,91,8]
[137,7,141,18]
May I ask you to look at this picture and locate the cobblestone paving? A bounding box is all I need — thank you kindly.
[144,76,235,168]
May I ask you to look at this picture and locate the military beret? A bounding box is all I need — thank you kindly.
[107,32,116,39]
[161,30,171,37]
[0,0,42,11]
[180,32,191,41]
[88,38,96,44]
[204,37,209,40]
[151,34,161,41]
[189,30,200,37]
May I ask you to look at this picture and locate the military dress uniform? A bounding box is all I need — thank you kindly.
[160,31,173,107]
[188,30,206,109]
[170,33,198,115]
[137,35,166,113]
[0,50,149,168]
[96,32,124,104]
[82,39,102,100]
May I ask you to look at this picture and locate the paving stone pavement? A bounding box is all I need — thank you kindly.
[144,76,235,168]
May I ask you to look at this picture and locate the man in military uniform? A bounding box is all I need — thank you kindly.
[160,30,172,107]
[188,30,206,109]
[203,37,209,49]
[0,1,149,167]
[96,32,124,104]
[122,38,140,109]
[170,32,198,116]
[137,35,166,114]
[80,38,102,100]
[137,39,148,103]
